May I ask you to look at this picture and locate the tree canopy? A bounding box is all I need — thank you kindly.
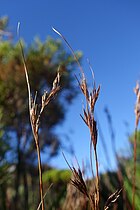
[0,23,82,161]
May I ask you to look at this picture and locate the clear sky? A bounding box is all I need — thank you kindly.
[1,0,140,173]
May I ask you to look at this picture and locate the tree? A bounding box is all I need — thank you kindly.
[0,126,11,210]
[0,17,82,210]
[43,169,71,209]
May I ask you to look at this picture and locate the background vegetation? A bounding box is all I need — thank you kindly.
[0,16,140,210]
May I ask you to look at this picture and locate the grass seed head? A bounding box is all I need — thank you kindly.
[104,188,122,210]
[134,82,140,127]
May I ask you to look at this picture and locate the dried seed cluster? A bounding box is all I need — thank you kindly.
[30,70,61,137]
[134,82,140,127]
[77,73,100,150]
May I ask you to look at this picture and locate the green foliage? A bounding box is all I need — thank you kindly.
[42,169,71,210]
[122,130,140,209]
[0,16,11,41]
[43,169,71,183]
[0,16,9,31]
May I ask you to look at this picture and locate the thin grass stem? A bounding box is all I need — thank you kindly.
[132,127,137,210]
[94,148,100,210]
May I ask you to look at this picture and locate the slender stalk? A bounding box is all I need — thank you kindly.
[19,38,45,210]
[35,138,45,210]
[132,127,137,210]
[133,82,140,210]
[53,27,122,210]
[89,195,95,210]
[94,148,100,210]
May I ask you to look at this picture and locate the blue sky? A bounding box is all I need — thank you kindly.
[1,0,140,172]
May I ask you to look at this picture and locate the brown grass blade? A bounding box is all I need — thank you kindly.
[104,188,122,210]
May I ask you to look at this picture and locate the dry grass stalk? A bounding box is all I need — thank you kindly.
[63,181,88,210]
[27,71,60,210]
[77,73,100,210]
[71,167,89,198]
[18,31,61,210]
[53,28,101,209]
[104,107,129,208]
[70,167,96,209]
[63,153,96,210]
[37,183,53,210]
[134,82,140,127]
[104,188,122,210]
[133,82,140,210]
[53,27,123,210]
